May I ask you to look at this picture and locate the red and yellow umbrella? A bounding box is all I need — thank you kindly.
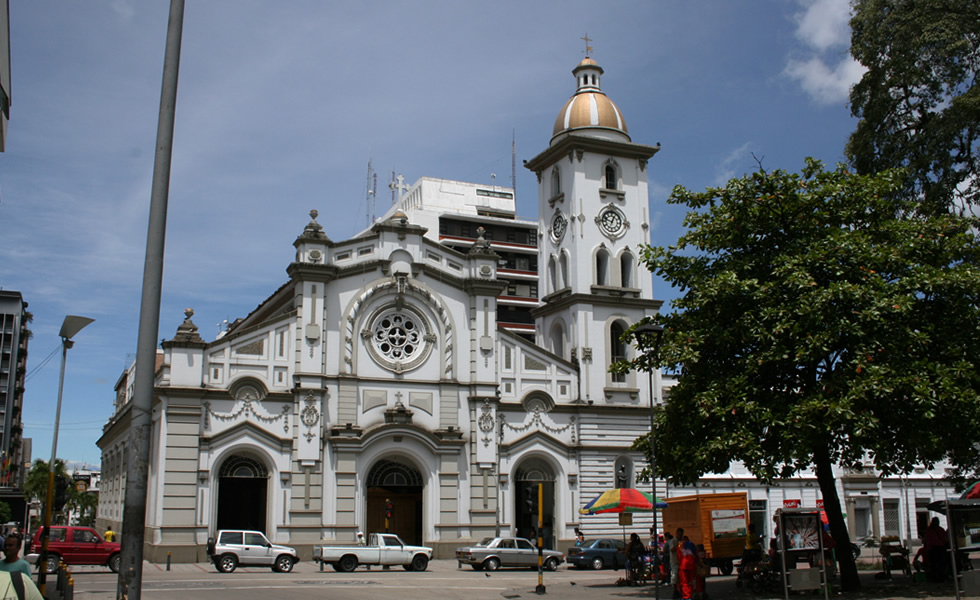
[579,488,667,515]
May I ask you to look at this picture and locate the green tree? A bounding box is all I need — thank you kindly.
[847,0,980,214]
[623,160,980,591]
[23,459,76,524]
[0,502,11,525]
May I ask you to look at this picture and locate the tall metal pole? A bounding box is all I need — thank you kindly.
[38,316,94,596]
[117,1,184,598]
[634,323,663,600]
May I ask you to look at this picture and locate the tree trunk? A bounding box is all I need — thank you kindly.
[814,444,861,591]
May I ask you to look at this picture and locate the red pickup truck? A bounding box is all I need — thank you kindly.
[29,526,121,573]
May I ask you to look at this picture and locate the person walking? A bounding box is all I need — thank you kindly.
[104,527,116,543]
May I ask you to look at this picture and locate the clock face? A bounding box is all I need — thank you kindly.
[599,208,625,235]
[551,212,567,241]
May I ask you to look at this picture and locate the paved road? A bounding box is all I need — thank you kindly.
[51,559,965,600]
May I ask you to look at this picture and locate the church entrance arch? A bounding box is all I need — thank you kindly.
[216,455,268,532]
[366,458,423,545]
[515,458,557,549]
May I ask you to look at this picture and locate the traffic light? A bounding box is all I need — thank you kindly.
[53,475,71,512]
[385,500,393,520]
[524,487,537,513]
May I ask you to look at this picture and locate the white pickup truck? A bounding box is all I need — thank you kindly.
[313,533,432,572]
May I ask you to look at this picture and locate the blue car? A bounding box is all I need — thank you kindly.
[566,538,627,570]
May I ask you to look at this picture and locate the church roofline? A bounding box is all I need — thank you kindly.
[531,292,662,318]
[524,133,660,174]
[497,327,579,372]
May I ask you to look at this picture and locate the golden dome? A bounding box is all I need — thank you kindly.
[552,57,630,143]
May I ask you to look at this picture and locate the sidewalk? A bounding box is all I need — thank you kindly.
[516,571,964,600]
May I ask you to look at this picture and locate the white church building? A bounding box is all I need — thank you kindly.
[97,56,951,562]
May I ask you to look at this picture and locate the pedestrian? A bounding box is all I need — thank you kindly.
[677,535,697,600]
[924,517,949,582]
[694,543,709,600]
[627,533,646,584]
[0,535,30,577]
[661,531,674,584]
[104,527,116,543]
[670,528,683,597]
[575,528,585,546]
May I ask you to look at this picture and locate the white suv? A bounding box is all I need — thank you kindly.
[206,530,298,573]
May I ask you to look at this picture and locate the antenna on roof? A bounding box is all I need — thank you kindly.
[512,129,517,202]
[365,159,376,227]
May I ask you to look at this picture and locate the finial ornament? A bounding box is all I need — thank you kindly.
[310,209,318,220]
[581,33,593,57]
[184,308,194,320]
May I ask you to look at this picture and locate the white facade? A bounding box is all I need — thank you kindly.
[97,56,950,562]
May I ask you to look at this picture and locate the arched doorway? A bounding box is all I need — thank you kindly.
[216,454,268,532]
[366,459,423,545]
[515,458,557,549]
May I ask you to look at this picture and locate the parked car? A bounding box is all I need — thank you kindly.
[455,536,563,571]
[206,530,298,573]
[566,538,627,570]
[27,526,121,573]
[313,533,431,572]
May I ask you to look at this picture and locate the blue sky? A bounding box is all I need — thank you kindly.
[0,0,864,466]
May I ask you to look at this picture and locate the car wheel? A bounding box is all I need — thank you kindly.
[410,554,429,571]
[720,559,734,576]
[591,556,605,570]
[338,554,358,573]
[108,553,121,573]
[44,554,61,574]
[483,557,500,571]
[217,554,238,573]
[545,557,559,572]
[274,555,295,573]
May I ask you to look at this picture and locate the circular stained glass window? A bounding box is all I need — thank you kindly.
[367,307,432,373]
[374,312,422,360]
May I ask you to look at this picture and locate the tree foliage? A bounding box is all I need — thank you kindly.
[624,160,980,590]
[847,0,980,213]
[23,459,86,525]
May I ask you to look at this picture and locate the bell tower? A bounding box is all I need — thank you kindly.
[525,54,662,403]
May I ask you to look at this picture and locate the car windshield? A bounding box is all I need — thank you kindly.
[477,537,495,546]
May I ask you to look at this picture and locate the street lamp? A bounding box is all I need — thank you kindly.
[634,322,664,600]
[38,315,94,595]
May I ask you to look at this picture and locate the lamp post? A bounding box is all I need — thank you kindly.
[38,315,94,596]
[634,322,664,600]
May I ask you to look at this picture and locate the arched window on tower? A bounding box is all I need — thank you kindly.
[604,164,617,190]
[610,321,627,383]
[551,167,561,197]
[550,321,566,359]
[559,252,569,290]
[620,252,634,288]
[596,249,610,286]
[548,256,557,294]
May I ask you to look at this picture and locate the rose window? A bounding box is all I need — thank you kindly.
[373,313,421,360]
[366,307,433,373]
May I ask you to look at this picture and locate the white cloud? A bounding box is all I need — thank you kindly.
[794,0,851,51]
[785,0,866,105]
[785,55,865,106]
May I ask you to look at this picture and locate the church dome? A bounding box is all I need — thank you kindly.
[552,57,630,144]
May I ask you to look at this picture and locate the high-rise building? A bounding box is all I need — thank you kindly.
[0,291,29,489]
